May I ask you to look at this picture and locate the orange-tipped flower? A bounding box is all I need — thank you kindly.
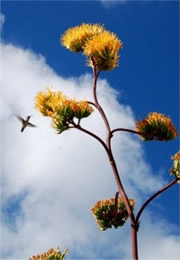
[170,151,180,183]
[35,88,93,134]
[29,247,69,260]
[61,23,104,52]
[135,112,178,141]
[91,197,135,231]
[84,30,122,71]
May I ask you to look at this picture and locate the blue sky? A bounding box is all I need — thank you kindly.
[1,1,179,259]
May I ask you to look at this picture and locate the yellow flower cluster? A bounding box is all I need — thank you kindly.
[170,151,180,183]
[84,31,122,71]
[171,151,180,161]
[35,88,93,133]
[91,198,135,212]
[35,88,67,116]
[61,23,122,71]
[61,23,104,52]
[29,247,68,260]
[91,197,135,230]
[135,112,178,141]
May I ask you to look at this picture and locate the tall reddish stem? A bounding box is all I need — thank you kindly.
[92,67,111,135]
[92,66,138,259]
[72,64,177,260]
[131,225,139,260]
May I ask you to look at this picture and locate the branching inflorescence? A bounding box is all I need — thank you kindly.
[33,23,179,260]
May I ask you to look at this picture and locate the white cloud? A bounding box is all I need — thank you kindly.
[0,42,179,259]
[100,0,127,8]
[0,13,5,31]
[139,212,180,259]
[100,0,163,8]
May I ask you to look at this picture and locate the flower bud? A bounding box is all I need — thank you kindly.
[135,112,178,141]
[91,197,135,230]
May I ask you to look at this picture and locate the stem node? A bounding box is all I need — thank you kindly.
[131,222,140,232]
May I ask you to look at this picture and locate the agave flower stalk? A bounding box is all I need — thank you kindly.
[34,23,179,260]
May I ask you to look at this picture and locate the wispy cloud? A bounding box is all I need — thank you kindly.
[0,13,5,31]
[1,40,178,259]
[100,0,165,8]
[100,0,127,8]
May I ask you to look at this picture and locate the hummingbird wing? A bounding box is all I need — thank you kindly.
[27,122,37,128]
[16,116,25,123]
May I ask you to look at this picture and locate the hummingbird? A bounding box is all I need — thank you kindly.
[17,115,37,132]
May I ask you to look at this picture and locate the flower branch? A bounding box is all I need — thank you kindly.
[136,177,178,223]
[72,122,110,157]
[111,128,154,138]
